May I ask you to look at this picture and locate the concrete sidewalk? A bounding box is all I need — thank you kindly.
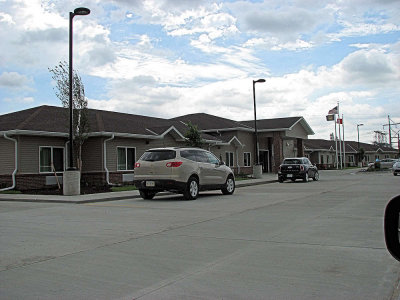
[0,173,278,204]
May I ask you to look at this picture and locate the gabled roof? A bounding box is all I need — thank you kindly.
[0,106,69,133]
[0,105,315,142]
[240,116,314,135]
[0,105,176,138]
[171,113,252,131]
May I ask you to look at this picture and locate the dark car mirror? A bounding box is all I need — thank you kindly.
[384,195,400,261]
[219,161,225,166]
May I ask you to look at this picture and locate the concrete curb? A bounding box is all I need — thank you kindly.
[0,178,277,204]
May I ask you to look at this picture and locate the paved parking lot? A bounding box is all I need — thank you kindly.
[0,170,399,299]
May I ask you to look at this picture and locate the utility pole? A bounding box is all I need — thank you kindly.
[383,116,400,149]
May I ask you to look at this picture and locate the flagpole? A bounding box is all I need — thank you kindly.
[338,102,342,169]
[334,114,338,169]
[342,114,345,168]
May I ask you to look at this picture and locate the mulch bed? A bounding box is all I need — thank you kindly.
[21,185,112,195]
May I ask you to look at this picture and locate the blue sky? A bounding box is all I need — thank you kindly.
[0,0,399,145]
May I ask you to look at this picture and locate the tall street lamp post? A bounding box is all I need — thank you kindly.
[253,79,265,165]
[357,123,364,167]
[64,7,90,196]
[69,7,90,170]
[253,79,265,178]
[357,123,364,151]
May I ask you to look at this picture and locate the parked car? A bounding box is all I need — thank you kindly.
[278,157,319,182]
[393,161,400,176]
[369,158,398,169]
[133,147,235,200]
[380,158,398,169]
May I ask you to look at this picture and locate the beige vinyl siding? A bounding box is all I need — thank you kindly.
[81,137,103,172]
[283,139,297,158]
[147,134,186,150]
[0,137,16,174]
[286,123,308,139]
[18,136,66,174]
[105,134,186,172]
[237,131,255,166]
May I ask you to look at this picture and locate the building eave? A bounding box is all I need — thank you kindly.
[0,130,69,138]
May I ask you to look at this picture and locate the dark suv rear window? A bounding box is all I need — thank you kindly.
[283,159,302,164]
[140,150,176,161]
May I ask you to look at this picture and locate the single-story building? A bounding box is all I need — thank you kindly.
[0,105,314,190]
[304,139,398,169]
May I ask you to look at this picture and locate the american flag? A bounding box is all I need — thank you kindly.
[328,106,338,115]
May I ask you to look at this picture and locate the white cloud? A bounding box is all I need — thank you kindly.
[0,12,15,25]
[4,96,34,103]
[0,72,31,89]
[244,37,313,51]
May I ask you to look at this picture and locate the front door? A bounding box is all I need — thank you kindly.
[259,150,269,173]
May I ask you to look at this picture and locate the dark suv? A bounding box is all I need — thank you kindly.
[278,157,319,182]
[133,147,235,200]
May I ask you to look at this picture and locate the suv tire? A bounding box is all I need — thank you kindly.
[303,172,309,182]
[139,189,156,200]
[222,175,235,195]
[183,177,199,200]
[313,171,319,181]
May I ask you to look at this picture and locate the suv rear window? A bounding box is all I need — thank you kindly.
[283,159,302,164]
[140,150,176,161]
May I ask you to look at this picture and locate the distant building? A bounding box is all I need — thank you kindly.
[304,139,398,169]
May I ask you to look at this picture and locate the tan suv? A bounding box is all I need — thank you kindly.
[133,147,235,200]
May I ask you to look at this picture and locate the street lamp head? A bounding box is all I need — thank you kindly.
[254,79,266,83]
[358,123,364,127]
[74,7,90,16]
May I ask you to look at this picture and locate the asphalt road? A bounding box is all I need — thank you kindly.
[0,170,399,299]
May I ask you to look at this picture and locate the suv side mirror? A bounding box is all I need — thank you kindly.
[384,195,400,261]
[219,161,225,166]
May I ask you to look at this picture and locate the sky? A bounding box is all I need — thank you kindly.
[0,0,399,146]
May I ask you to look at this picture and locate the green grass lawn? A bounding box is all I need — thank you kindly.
[235,175,252,181]
[111,185,137,192]
[0,190,22,194]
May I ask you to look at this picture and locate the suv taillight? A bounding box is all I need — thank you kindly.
[300,165,304,171]
[135,162,140,168]
[166,161,183,168]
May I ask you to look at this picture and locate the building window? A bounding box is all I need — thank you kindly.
[321,155,324,164]
[117,147,136,171]
[39,146,64,173]
[225,152,234,167]
[244,152,251,167]
[385,154,389,159]
[349,155,354,163]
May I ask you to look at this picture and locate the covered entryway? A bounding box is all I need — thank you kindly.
[259,150,270,173]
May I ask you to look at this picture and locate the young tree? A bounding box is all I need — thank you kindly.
[185,122,204,148]
[49,61,89,170]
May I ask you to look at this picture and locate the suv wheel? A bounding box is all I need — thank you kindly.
[222,175,235,195]
[313,171,319,181]
[183,177,199,200]
[303,172,309,182]
[139,190,156,200]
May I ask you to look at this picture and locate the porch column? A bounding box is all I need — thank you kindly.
[272,132,283,173]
